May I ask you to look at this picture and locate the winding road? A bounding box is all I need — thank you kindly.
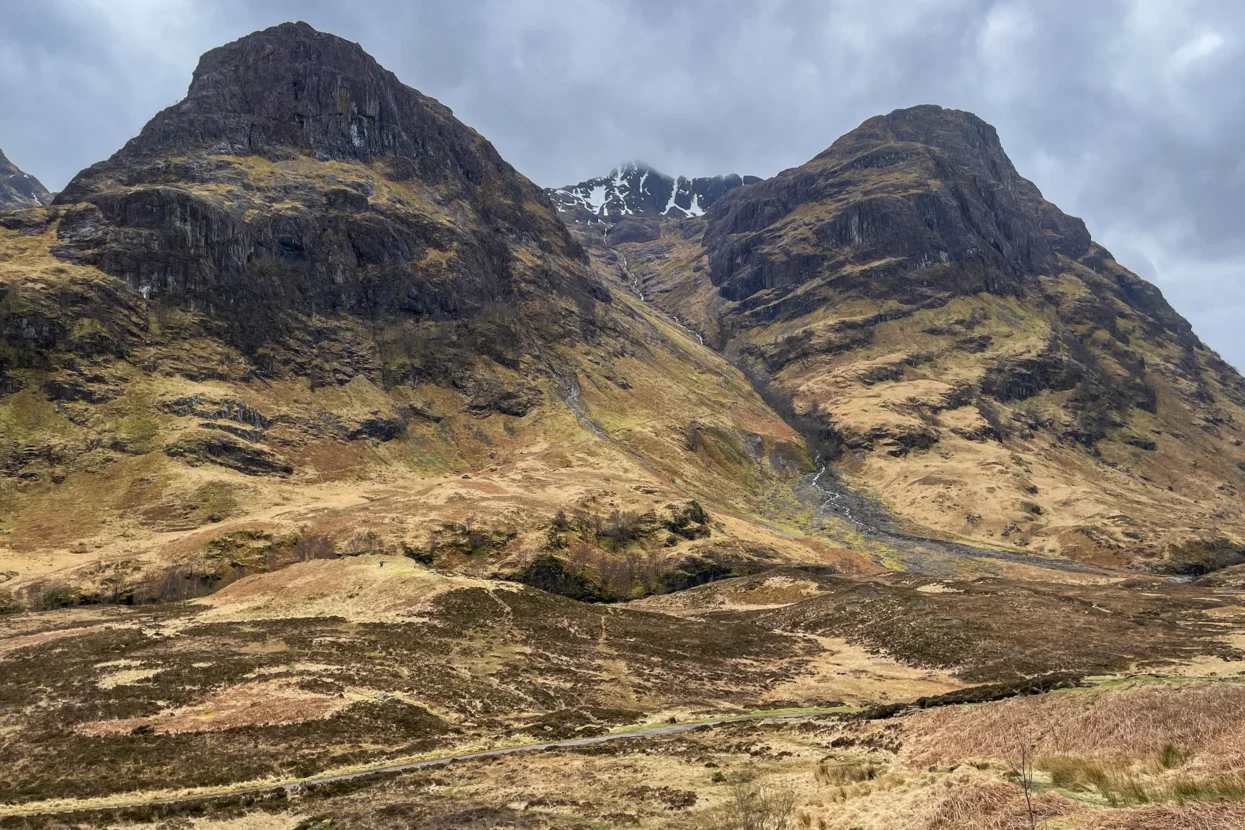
[0,708,851,820]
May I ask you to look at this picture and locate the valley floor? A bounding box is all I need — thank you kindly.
[1,558,1243,829]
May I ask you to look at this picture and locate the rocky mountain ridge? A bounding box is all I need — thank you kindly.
[0,149,51,209]
[47,20,605,391]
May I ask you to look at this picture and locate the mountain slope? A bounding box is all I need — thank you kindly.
[0,23,864,607]
[3,27,1245,830]
[51,20,605,390]
[0,149,51,209]
[581,106,1245,570]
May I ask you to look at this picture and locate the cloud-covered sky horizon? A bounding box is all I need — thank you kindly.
[3,0,1244,369]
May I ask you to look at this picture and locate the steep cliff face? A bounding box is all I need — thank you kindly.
[0,23,838,606]
[48,21,605,390]
[599,106,1245,569]
[0,149,51,210]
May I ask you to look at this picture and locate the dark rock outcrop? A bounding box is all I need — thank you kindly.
[707,106,1090,309]
[700,105,1239,425]
[163,430,293,476]
[46,22,609,393]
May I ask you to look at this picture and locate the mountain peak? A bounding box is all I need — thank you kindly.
[0,148,52,209]
[829,105,1001,149]
[548,164,760,222]
[816,105,1020,192]
[612,160,657,176]
[42,22,600,392]
[58,20,495,204]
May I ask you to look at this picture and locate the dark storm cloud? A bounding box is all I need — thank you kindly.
[1,0,1243,367]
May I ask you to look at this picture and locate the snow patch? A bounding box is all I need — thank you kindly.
[586,184,608,214]
[663,177,685,216]
[610,168,633,215]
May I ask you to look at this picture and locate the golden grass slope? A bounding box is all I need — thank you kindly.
[0,204,873,608]
[580,213,1245,572]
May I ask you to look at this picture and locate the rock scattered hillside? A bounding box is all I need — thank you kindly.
[0,149,51,209]
[575,106,1245,570]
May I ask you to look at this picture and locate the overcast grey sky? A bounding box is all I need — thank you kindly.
[2,0,1243,369]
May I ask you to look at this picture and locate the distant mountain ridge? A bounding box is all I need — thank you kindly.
[548,161,759,223]
[0,148,51,209]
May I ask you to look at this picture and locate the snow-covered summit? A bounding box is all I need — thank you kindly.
[547,162,758,222]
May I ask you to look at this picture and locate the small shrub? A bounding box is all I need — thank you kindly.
[815,758,882,785]
[550,509,572,531]
[30,582,81,610]
[293,533,337,562]
[597,509,649,550]
[568,542,592,573]
[345,530,384,555]
[718,780,797,830]
[1158,743,1189,770]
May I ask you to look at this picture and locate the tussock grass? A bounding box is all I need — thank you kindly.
[922,779,1074,830]
[1168,775,1245,805]
[905,681,1245,774]
[1159,742,1189,770]
[1038,754,1245,807]
[1090,803,1245,830]
[816,757,883,785]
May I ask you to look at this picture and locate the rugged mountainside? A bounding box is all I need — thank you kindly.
[0,149,51,210]
[3,20,1241,594]
[3,23,1245,830]
[0,23,848,606]
[548,161,758,232]
[574,106,1245,570]
[49,20,606,393]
